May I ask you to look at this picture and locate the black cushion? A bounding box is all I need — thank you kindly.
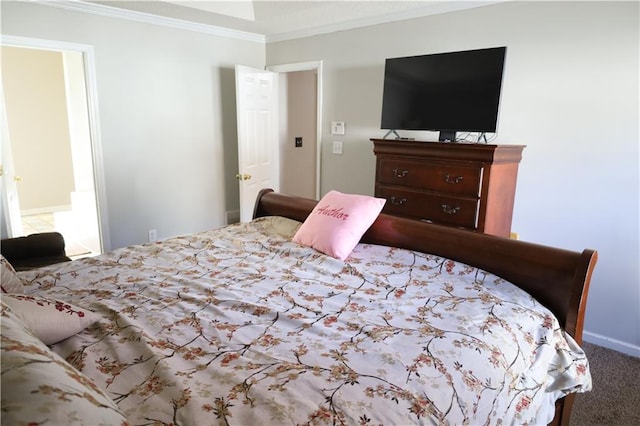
[1,232,72,271]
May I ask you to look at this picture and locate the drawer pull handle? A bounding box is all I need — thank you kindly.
[441,204,460,215]
[443,173,464,184]
[390,196,407,205]
[392,169,409,178]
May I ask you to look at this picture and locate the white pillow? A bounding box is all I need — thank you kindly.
[1,254,24,294]
[1,300,128,425]
[1,294,101,345]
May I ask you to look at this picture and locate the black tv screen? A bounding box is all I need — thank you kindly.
[380,47,506,141]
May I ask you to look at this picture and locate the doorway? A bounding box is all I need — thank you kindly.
[1,36,109,255]
[234,61,322,222]
[269,61,322,201]
[277,70,317,199]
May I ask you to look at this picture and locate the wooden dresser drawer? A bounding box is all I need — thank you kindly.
[376,186,479,229]
[377,158,482,196]
[372,139,525,236]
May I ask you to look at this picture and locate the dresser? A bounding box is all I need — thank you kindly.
[372,139,525,237]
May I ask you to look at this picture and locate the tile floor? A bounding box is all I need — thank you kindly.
[21,212,93,259]
[21,213,57,235]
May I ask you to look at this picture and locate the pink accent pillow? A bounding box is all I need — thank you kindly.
[292,190,385,260]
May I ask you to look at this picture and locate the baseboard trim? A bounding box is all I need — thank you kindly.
[583,331,640,358]
[21,205,72,216]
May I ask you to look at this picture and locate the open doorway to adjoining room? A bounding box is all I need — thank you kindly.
[1,36,108,257]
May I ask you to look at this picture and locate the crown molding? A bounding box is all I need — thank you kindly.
[24,0,265,43]
[266,1,505,44]
[22,1,504,45]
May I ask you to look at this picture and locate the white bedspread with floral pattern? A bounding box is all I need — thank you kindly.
[17,217,591,425]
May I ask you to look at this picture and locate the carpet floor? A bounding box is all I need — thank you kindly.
[569,342,640,425]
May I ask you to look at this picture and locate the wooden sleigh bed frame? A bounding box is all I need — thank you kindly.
[253,189,598,426]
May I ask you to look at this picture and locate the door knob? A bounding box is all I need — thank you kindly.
[14,176,23,182]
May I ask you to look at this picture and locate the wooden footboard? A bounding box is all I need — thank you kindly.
[253,189,598,426]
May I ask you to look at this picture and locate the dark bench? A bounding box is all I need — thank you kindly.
[1,232,72,271]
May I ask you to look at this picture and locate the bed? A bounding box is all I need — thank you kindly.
[1,189,597,426]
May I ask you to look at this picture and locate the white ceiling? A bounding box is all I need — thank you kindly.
[86,1,501,41]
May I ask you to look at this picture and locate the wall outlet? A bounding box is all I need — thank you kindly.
[332,141,343,155]
[295,136,303,147]
[148,229,158,242]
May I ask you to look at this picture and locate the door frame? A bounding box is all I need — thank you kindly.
[267,61,323,200]
[0,82,23,237]
[1,35,110,251]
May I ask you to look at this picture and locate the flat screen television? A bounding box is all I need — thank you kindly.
[380,46,506,142]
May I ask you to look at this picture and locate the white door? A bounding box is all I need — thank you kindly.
[0,83,23,237]
[235,65,279,222]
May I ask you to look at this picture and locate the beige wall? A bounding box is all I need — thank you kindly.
[2,0,637,354]
[2,0,265,248]
[266,1,639,354]
[2,46,75,212]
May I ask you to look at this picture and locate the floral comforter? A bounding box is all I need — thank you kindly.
[18,217,591,425]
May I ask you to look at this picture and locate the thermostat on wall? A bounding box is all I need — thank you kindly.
[331,121,345,135]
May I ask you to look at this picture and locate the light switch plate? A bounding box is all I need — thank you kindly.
[332,141,343,155]
[331,121,345,135]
